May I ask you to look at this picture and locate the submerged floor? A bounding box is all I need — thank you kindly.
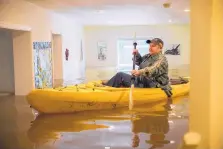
[0,95,189,149]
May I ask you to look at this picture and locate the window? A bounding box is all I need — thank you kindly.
[117,38,152,73]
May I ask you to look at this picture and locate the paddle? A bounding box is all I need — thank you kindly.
[129,33,137,110]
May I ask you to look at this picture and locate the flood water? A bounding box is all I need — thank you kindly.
[0,95,189,149]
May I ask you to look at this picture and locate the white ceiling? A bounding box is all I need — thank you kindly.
[26,0,190,25]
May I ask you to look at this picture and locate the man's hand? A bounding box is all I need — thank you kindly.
[132,49,138,55]
[131,70,141,76]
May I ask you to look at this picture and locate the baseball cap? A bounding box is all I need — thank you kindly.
[146,38,164,49]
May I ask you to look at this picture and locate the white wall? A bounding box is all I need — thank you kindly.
[12,31,33,96]
[0,1,85,94]
[51,13,85,85]
[0,30,15,93]
[52,34,63,86]
[84,25,190,69]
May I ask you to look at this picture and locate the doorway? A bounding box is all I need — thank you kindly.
[52,33,63,87]
[0,29,15,95]
[0,26,32,96]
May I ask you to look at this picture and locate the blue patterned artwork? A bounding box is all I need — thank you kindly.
[33,42,53,89]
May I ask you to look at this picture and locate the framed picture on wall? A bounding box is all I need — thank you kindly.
[164,44,181,55]
[97,41,107,61]
[33,42,53,89]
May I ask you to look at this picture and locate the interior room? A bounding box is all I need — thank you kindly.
[84,25,190,81]
[0,0,222,149]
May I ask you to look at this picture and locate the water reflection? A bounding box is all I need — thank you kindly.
[0,95,35,149]
[132,103,170,148]
[27,96,188,149]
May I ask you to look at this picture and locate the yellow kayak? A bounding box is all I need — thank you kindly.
[26,78,190,114]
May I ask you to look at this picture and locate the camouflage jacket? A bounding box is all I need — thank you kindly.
[135,52,171,90]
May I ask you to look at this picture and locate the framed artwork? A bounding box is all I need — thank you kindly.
[33,42,53,89]
[97,41,107,61]
[164,44,181,55]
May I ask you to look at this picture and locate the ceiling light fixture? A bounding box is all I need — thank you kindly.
[184,9,190,12]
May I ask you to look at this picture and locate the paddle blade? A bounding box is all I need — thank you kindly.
[129,84,134,110]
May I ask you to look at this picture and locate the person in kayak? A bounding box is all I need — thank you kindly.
[103,38,172,97]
